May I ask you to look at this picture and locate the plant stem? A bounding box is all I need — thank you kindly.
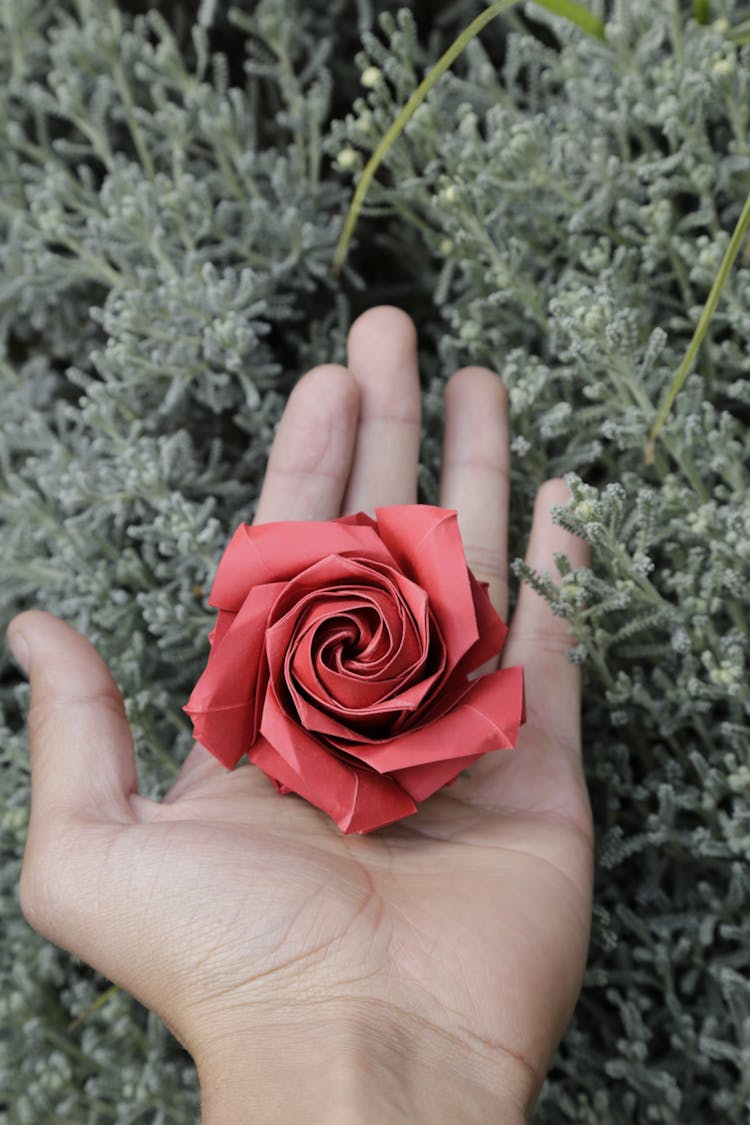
[68,984,120,1031]
[645,185,750,459]
[670,0,684,65]
[331,0,606,274]
[693,0,712,25]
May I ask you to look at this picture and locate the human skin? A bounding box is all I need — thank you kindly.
[9,306,593,1123]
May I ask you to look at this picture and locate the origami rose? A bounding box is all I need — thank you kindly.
[185,505,524,834]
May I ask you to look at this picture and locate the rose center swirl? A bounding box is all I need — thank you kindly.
[317,605,391,672]
[283,584,436,725]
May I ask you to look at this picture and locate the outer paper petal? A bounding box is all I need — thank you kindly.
[375,506,479,669]
[340,665,525,773]
[185,702,256,769]
[460,570,509,674]
[189,583,282,710]
[391,752,484,802]
[210,517,397,610]
[184,582,286,765]
[208,609,236,650]
[249,734,417,833]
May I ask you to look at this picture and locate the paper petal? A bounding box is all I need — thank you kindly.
[460,569,509,674]
[184,582,286,764]
[375,506,480,669]
[210,516,397,611]
[390,752,484,802]
[208,609,236,650]
[184,702,254,769]
[297,629,407,710]
[339,665,524,773]
[267,553,429,643]
[191,584,283,710]
[248,734,417,833]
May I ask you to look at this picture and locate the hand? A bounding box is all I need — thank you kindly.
[10,307,593,1124]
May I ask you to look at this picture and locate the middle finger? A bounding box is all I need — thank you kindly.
[342,306,422,514]
[439,366,511,622]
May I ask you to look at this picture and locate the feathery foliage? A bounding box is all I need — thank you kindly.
[1,1,748,1120]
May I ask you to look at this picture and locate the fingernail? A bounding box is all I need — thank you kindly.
[7,630,29,674]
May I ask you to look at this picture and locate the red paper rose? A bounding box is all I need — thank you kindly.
[185,505,524,834]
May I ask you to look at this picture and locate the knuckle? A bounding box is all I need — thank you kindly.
[26,700,62,751]
[464,543,509,584]
[28,692,125,744]
[512,626,573,660]
[271,429,343,481]
[292,365,358,418]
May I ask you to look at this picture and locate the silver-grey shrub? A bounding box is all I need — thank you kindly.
[1,1,748,1121]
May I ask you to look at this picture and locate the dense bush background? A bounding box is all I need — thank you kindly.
[1,0,748,1120]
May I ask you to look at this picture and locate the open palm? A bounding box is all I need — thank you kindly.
[14,307,592,1122]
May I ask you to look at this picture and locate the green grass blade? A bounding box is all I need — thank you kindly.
[331,1,605,275]
[68,984,120,1031]
[645,185,750,460]
[536,0,606,39]
[693,0,712,24]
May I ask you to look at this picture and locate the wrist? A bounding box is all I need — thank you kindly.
[194,1001,530,1125]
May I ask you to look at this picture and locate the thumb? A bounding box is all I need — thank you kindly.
[8,610,138,825]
